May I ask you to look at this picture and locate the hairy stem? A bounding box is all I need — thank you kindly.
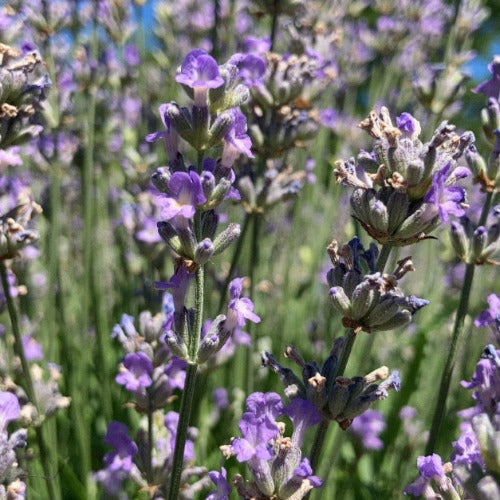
[425,191,494,453]
[167,363,198,500]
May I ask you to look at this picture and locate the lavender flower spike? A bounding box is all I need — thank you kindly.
[176,49,224,107]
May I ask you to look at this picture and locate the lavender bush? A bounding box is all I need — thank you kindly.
[0,1,498,499]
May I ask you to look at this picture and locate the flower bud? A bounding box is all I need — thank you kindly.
[369,200,389,233]
[194,238,214,266]
[157,221,182,254]
[370,310,412,332]
[201,210,219,240]
[329,287,352,317]
[163,330,188,360]
[213,223,241,255]
[151,167,171,193]
[365,296,400,327]
[206,111,234,149]
[450,221,469,260]
[350,282,378,320]
[191,105,209,150]
[471,226,488,262]
[165,103,194,145]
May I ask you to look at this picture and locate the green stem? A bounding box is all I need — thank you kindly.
[376,244,392,273]
[425,191,494,454]
[269,0,280,51]
[167,363,198,500]
[190,266,205,360]
[425,261,475,454]
[309,418,330,471]
[0,262,59,500]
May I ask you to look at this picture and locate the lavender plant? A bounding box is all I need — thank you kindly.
[0,2,498,499]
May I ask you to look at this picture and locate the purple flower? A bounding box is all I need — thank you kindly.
[225,277,261,330]
[231,412,278,462]
[95,421,138,495]
[304,158,316,184]
[164,411,195,462]
[474,294,500,330]
[176,49,224,106]
[115,352,153,392]
[451,421,484,468]
[349,409,386,450]
[156,261,193,313]
[124,44,140,66]
[213,388,229,410]
[146,102,179,161]
[156,170,206,221]
[473,56,500,100]
[319,109,337,129]
[136,217,162,244]
[405,454,446,496]
[0,147,22,168]
[459,349,500,417]
[21,335,43,361]
[243,36,271,55]
[164,357,187,391]
[293,458,323,488]
[207,467,231,500]
[228,53,266,88]
[423,163,468,223]
[397,112,420,137]
[221,109,254,167]
[284,398,321,447]
[246,392,283,421]
[0,392,20,433]
[103,422,138,470]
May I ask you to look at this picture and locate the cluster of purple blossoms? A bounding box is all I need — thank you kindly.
[112,295,187,411]
[94,415,209,497]
[335,108,474,246]
[210,392,322,499]
[406,344,500,498]
[0,392,27,500]
[96,296,214,496]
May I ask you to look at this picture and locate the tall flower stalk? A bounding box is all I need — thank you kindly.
[145,49,260,498]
